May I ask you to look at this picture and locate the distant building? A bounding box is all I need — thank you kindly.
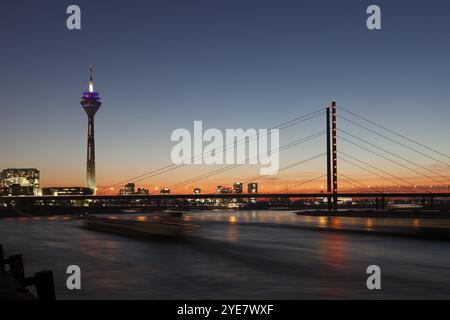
[1,168,40,195]
[137,187,149,195]
[248,183,258,203]
[160,188,171,195]
[321,197,353,205]
[120,183,135,195]
[248,183,258,194]
[217,186,232,194]
[193,188,201,194]
[42,187,94,196]
[119,183,149,195]
[4,184,34,196]
[233,182,243,194]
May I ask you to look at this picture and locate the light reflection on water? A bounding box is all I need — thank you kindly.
[0,210,449,299]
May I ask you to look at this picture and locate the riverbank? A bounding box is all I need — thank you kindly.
[295,209,450,219]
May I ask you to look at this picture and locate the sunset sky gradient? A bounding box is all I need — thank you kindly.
[1,0,449,193]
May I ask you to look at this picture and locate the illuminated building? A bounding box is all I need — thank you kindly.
[119,183,149,195]
[217,186,232,194]
[1,168,40,195]
[4,185,34,196]
[120,183,136,195]
[233,182,243,194]
[137,188,149,195]
[160,188,171,195]
[248,183,258,203]
[81,65,102,194]
[248,183,258,194]
[42,187,93,196]
[193,188,201,194]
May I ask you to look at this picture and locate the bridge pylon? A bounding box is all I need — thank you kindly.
[326,106,332,211]
[326,101,338,211]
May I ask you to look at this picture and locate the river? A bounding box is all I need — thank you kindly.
[1,210,449,299]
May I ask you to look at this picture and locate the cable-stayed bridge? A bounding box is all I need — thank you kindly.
[2,101,450,212]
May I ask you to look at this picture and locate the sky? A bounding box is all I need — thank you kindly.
[0,0,449,193]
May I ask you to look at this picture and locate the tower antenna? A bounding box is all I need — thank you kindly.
[88,65,94,92]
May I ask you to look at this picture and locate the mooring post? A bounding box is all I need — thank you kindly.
[0,245,4,274]
[8,255,25,280]
[31,271,56,301]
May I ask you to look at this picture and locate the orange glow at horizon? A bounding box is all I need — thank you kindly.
[92,171,450,194]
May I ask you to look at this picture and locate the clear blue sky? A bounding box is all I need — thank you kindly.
[0,0,449,190]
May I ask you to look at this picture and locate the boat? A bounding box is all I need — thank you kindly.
[81,215,198,238]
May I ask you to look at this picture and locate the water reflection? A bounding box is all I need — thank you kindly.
[228,215,237,225]
[318,216,327,228]
[366,218,374,231]
[227,224,239,242]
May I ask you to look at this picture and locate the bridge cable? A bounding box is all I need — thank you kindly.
[239,153,327,194]
[340,151,430,192]
[278,174,327,193]
[166,133,326,191]
[338,154,428,193]
[340,106,450,160]
[170,153,325,193]
[338,114,450,167]
[339,176,367,192]
[339,173,370,190]
[338,130,450,184]
[99,107,326,193]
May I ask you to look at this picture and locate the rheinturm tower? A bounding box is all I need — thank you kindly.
[81,65,101,194]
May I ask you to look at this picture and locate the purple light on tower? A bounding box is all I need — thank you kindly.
[80,65,102,194]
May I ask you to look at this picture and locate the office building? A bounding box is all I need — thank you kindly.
[248,183,258,203]
[233,182,243,194]
[160,188,171,195]
[137,188,149,195]
[248,183,258,194]
[42,187,94,196]
[120,183,136,195]
[217,186,232,194]
[1,168,40,195]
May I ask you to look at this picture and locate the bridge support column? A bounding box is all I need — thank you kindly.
[326,106,332,212]
[375,197,385,210]
[331,101,338,212]
[12,199,34,216]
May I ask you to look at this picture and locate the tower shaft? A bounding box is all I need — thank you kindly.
[86,115,96,192]
[81,65,101,194]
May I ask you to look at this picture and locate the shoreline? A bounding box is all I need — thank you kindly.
[295,209,450,219]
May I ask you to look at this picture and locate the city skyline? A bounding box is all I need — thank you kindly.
[1,0,449,193]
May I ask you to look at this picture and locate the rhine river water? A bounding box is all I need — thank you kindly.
[1,210,449,299]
